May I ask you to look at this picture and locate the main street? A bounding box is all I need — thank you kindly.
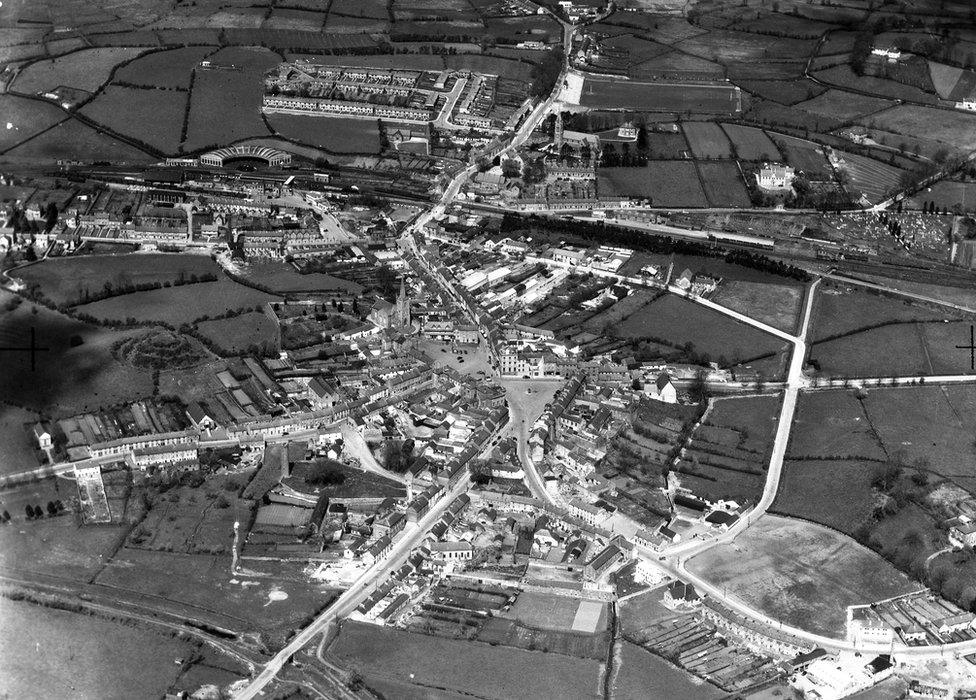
[233,473,472,700]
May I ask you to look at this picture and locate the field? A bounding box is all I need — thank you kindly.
[697,161,750,207]
[95,548,335,643]
[76,278,277,325]
[266,113,381,153]
[906,177,976,212]
[835,151,904,204]
[0,95,66,152]
[615,293,788,367]
[809,284,950,341]
[507,591,606,633]
[241,261,362,294]
[862,385,976,494]
[813,64,939,105]
[867,104,976,150]
[645,131,689,158]
[673,393,781,504]
[613,642,724,700]
[676,30,816,62]
[196,312,278,355]
[686,514,918,637]
[182,46,279,152]
[17,253,223,307]
[4,117,154,163]
[710,280,802,332]
[682,121,732,158]
[769,133,833,179]
[795,88,893,121]
[330,621,604,699]
[0,290,155,416]
[599,161,708,206]
[810,320,976,378]
[0,597,192,700]
[113,46,216,89]
[12,47,146,94]
[719,123,780,161]
[738,78,826,106]
[787,390,886,460]
[80,85,187,153]
[0,405,42,475]
[580,78,736,113]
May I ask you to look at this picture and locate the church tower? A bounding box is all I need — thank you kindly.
[396,276,411,329]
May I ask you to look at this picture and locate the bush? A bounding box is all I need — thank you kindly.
[306,460,346,486]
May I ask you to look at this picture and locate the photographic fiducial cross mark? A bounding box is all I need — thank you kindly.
[955,324,976,371]
[0,327,50,371]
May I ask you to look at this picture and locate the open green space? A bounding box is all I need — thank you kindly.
[710,280,802,333]
[0,596,192,700]
[687,514,918,637]
[330,621,604,699]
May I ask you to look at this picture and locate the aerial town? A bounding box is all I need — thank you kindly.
[4,0,976,699]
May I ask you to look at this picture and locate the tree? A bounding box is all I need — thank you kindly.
[46,501,56,516]
[1,511,9,522]
[25,504,34,520]
[306,460,346,486]
[689,369,710,403]
[501,158,521,179]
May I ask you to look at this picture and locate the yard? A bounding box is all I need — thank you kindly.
[686,514,918,637]
[330,621,604,699]
[0,597,193,700]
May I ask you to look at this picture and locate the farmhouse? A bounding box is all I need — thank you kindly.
[756,164,795,191]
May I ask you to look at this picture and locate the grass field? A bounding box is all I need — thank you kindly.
[795,88,893,121]
[0,95,66,152]
[645,131,689,158]
[614,642,724,700]
[4,117,154,163]
[242,261,362,294]
[676,30,816,62]
[196,312,277,355]
[599,162,708,206]
[770,133,833,179]
[81,85,187,154]
[267,113,381,153]
[737,78,825,105]
[182,46,278,152]
[719,123,781,160]
[809,284,949,341]
[13,47,146,94]
[697,161,750,207]
[615,293,788,366]
[835,151,904,204]
[76,278,277,326]
[507,591,606,633]
[773,458,885,536]
[0,405,42,475]
[113,46,216,89]
[580,78,736,112]
[0,597,192,700]
[861,384,976,494]
[682,121,732,158]
[0,290,155,416]
[906,177,976,212]
[686,514,918,637]
[17,253,222,307]
[710,280,802,332]
[788,390,887,460]
[331,621,604,699]
[867,104,976,150]
[810,320,976,378]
